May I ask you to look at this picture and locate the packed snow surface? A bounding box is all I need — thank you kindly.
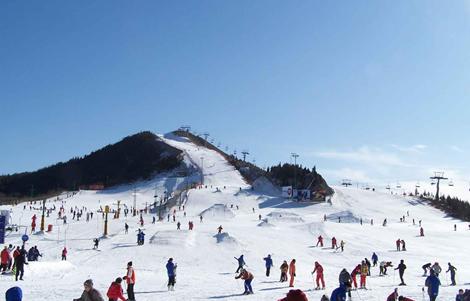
[1,135,469,300]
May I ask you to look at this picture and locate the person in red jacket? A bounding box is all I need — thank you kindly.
[289,259,296,287]
[316,236,324,247]
[278,289,309,301]
[398,296,414,301]
[331,237,337,249]
[62,247,67,261]
[387,288,398,301]
[107,277,127,301]
[312,261,325,289]
[1,246,10,272]
[351,264,361,289]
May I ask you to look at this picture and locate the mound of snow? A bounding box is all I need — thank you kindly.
[326,210,361,223]
[252,176,281,196]
[213,232,238,244]
[257,219,275,227]
[266,211,304,223]
[27,261,75,278]
[200,204,235,219]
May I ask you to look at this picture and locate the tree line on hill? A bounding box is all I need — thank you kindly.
[0,132,182,201]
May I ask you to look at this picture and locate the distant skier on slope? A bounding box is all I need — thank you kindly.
[371,252,378,267]
[331,237,337,249]
[316,235,324,247]
[166,258,177,291]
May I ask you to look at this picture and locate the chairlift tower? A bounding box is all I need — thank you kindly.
[242,150,250,162]
[291,153,299,193]
[430,171,448,201]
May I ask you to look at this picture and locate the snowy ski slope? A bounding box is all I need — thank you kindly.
[0,135,469,301]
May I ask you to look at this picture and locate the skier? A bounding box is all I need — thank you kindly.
[200,215,203,223]
[364,258,371,276]
[106,277,126,301]
[166,258,177,291]
[312,261,325,290]
[177,221,181,230]
[263,254,273,277]
[280,260,288,282]
[401,240,406,251]
[383,218,387,226]
[380,261,393,276]
[420,227,424,237]
[124,261,135,300]
[454,224,457,231]
[331,237,337,249]
[431,262,442,277]
[446,262,457,286]
[93,238,99,249]
[387,288,398,301]
[425,269,441,301]
[316,235,324,247]
[422,263,432,276]
[235,255,246,273]
[351,264,361,289]
[360,260,368,289]
[395,259,407,286]
[5,286,22,301]
[289,259,296,287]
[14,246,27,281]
[73,279,104,301]
[235,268,254,295]
[337,240,345,252]
[217,225,223,234]
[125,223,129,234]
[396,239,401,251]
[371,252,378,267]
[62,247,67,261]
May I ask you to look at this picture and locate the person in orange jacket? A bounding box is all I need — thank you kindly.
[312,261,325,289]
[123,261,135,301]
[107,277,127,301]
[1,246,10,272]
[235,268,254,295]
[289,259,296,287]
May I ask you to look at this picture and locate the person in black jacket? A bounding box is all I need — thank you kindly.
[15,246,28,281]
[395,260,406,286]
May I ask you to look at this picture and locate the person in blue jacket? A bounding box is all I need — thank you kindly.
[166,258,177,291]
[263,254,273,277]
[5,286,22,301]
[234,255,245,273]
[330,283,348,301]
[425,269,441,301]
[371,252,378,267]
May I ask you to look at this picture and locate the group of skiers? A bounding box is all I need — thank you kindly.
[316,236,345,252]
[1,245,28,281]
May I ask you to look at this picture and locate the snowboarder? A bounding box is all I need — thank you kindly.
[106,277,126,301]
[263,254,273,277]
[166,258,177,291]
[124,261,135,300]
[73,279,104,301]
[446,262,457,286]
[289,259,296,287]
[372,252,378,267]
[425,269,441,301]
[316,235,324,247]
[280,260,288,282]
[331,237,337,249]
[422,263,432,276]
[235,255,245,273]
[312,261,325,290]
[62,247,67,261]
[395,259,407,286]
[235,268,254,295]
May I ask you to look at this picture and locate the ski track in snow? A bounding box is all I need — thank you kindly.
[1,135,469,300]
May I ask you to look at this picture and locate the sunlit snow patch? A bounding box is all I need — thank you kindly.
[200,204,235,219]
[266,211,304,223]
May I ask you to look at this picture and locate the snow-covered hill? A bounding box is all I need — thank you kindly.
[1,135,469,301]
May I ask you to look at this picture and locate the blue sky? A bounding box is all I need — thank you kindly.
[1,1,470,186]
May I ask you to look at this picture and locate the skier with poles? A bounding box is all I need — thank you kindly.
[312,261,325,290]
[235,255,246,273]
[235,268,254,295]
[446,262,457,286]
[263,254,273,277]
[395,259,407,286]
